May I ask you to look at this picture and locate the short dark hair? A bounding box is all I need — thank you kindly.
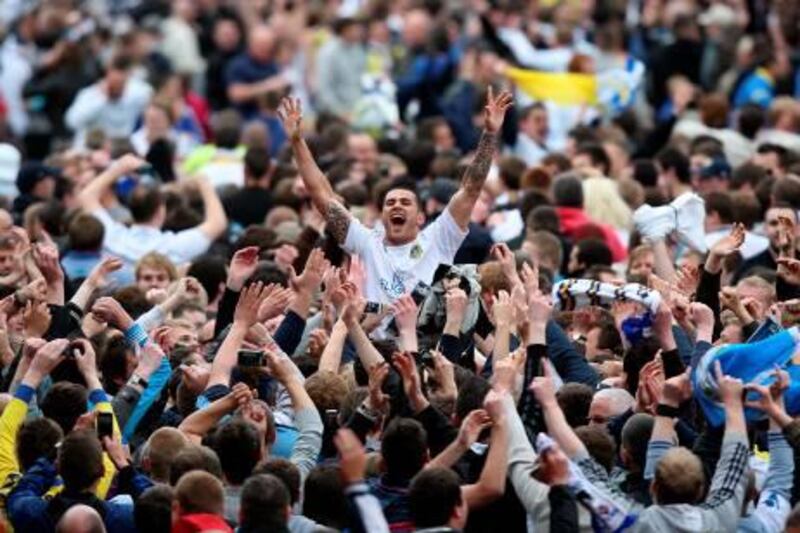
[553,175,584,208]
[621,413,655,471]
[187,254,227,304]
[255,458,301,505]
[632,159,658,188]
[58,430,104,491]
[704,192,733,224]
[68,213,104,252]
[109,54,133,72]
[576,143,611,175]
[575,425,615,472]
[454,375,490,422]
[40,382,88,435]
[556,383,594,427]
[135,484,174,533]
[213,419,261,485]
[656,147,690,184]
[576,239,612,268]
[302,465,348,529]
[240,474,290,530]
[129,185,165,223]
[170,445,224,486]
[244,146,271,180]
[17,417,63,471]
[381,418,428,483]
[379,178,421,210]
[498,156,526,190]
[99,335,135,393]
[409,467,463,528]
[212,109,243,149]
[527,205,561,234]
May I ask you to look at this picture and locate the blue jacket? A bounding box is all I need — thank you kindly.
[7,458,151,533]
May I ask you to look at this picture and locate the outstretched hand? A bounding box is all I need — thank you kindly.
[484,86,514,133]
[278,97,304,141]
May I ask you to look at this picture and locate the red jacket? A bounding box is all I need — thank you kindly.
[555,207,628,262]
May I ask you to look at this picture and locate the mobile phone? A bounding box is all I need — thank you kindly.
[96,412,113,439]
[324,409,338,428]
[237,349,265,367]
[62,341,85,359]
[364,302,382,314]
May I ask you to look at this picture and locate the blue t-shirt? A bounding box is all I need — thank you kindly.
[733,68,775,108]
[224,53,279,118]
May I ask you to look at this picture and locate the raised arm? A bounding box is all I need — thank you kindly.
[193,176,228,241]
[447,88,513,230]
[279,97,351,243]
[77,154,146,212]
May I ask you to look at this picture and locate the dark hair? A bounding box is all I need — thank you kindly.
[40,382,88,435]
[655,147,690,184]
[244,146,272,180]
[632,159,658,188]
[576,239,612,268]
[731,162,767,191]
[255,458,301,505]
[704,192,733,224]
[498,156,526,190]
[772,177,800,210]
[112,286,151,319]
[401,141,436,179]
[378,177,421,210]
[621,413,655,472]
[68,213,105,252]
[556,383,594,427]
[381,418,428,483]
[99,335,135,394]
[553,175,584,208]
[455,376,490,422]
[575,425,615,472]
[737,103,766,139]
[213,419,261,485]
[135,484,174,533]
[527,205,561,234]
[17,417,63,471]
[623,337,660,395]
[170,445,224,485]
[240,474,290,530]
[575,143,611,175]
[409,467,463,528]
[212,109,243,149]
[109,54,134,72]
[302,465,349,529]
[129,185,165,223]
[58,429,104,491]
[187,254,228,304]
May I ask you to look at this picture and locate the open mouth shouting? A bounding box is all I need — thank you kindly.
[389,212,407,227]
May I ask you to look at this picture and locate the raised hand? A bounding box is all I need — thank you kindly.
[714,360,743,406]
[492,290,513,326]
[529,362,557,408]
[86,257,124,289]
[235,282,267,328]
[334,428,368,485]
[457,409,492,449]
[278,97,304,142]
[520,261,539,296]
[492,243,521,285]
[777,216,796,258]
[91,296,134,330]
[660,368,692,407]
[228,246,260,291]
[675,264,700,297]
[484,86,514,134]
[391,294,418,333]
[710,223,746,258]
[25,338,69,386]
[174,277,203,304]
[366,361,391,413]
[110,153,147,176]
[719,287,754,324]
[32,242,63,285]
[290,248,329,294]
[392,351,425,410]
[527,290,553,326]
[257,285,293,322]
[23,300,51,338]
[444,287,469,329]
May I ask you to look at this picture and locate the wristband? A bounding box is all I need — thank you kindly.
[655,403,680,418]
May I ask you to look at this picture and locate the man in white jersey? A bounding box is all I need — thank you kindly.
[278,90,512,306]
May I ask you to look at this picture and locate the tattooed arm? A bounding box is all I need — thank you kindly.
[279,97,337,216]
[447,89,513,230]
[326,200,352,244]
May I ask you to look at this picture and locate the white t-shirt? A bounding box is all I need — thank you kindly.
[92,207,212,267]
[343,207,468,304]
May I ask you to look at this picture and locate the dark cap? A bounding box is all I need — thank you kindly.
[698,157,731,180]
[16,162,60,195]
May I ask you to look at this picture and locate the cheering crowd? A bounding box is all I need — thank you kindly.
[2,0,800,532]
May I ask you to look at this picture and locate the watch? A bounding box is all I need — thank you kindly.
[655,403,680,418]
[127,373,149,390]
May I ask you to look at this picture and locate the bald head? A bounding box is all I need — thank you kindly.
[249,25,276,63]
[403,9,431,48]
[56,505,105,533]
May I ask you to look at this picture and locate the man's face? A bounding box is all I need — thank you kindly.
[588,396,611,426]
[433,124,455,152]
[182,309,207,331]
[523,108,548,141]
[628,251,654,279]
[765,207,797,250]
[572,153,594,175]
[567,246,582,275]
[382,189,422,245]
[32,176,56,199]
[0,248,16,276]
[105,69,128,100]
[137,266,171,292]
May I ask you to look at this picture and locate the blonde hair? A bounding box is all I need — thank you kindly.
[653,447,705,504]
[582,177,632,230]
[135,252,178,281]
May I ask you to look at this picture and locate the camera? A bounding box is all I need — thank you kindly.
[96,412,113,439]
[237,349,265,367]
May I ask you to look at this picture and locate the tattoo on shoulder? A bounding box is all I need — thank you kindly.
[462,130,497,195]
[326,201,351,243]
